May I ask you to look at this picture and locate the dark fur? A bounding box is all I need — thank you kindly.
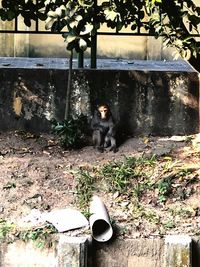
[91,105,117,153]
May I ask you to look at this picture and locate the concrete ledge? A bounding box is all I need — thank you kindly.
[0,234,199,267]
[0,235,90,267]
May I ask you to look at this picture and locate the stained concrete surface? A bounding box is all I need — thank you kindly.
[0,57,196,72]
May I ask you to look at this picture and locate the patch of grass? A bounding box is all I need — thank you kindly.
[101,160,132,193]
[0,220,57,248]
[162,218,176,229]
[75,169,95,213]
[169,206,195,219]
[143,209,160,225]
[101,155,157,195]
[130,203,160,225]
[0,220,14,241]
[71,153,198,237]
[18,224,58,249]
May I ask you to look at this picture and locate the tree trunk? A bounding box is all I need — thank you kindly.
[64,49,73,120]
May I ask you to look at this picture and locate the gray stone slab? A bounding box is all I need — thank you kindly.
[0,57,196,72]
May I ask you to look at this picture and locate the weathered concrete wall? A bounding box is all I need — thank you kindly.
[92,238,165,267]
[0,235,200,267]
[87,70,199,136]
[0,58,199,136]
[0,235,89,267]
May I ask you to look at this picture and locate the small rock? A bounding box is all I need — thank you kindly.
[113,191,120,199]
[120,201,130,207]
[0,206,4,213]
[169,136,187,142]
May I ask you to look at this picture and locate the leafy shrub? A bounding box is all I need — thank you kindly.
[51,114,88,149]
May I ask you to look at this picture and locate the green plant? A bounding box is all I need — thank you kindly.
[19,223,58,249]
[144,209,160,224]
[157,176,173,203]
[3,182,16,190]
[75,169,95,212]
[0,220,58,248]
[162,218,175,229]
[169,206,195,219]
[0,220,14,241]
[52,114,88,149]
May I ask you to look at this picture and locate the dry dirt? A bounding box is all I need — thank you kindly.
[0,130,200,238]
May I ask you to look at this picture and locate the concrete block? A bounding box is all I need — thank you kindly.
[0,235,90,267]
[128,256,155,267]
[1,240,58,267]
[58,236,89,267]
[164,235,192,267]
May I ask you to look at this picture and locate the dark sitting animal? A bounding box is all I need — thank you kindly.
[91,104,117,153]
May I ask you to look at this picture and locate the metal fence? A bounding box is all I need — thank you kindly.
[0,5,199,68]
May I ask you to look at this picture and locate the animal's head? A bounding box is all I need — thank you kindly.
[97,104,110,120]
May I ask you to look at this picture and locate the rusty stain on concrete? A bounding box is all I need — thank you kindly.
[13,94,22,116]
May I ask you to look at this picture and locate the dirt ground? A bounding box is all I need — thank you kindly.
[0,130,200,238]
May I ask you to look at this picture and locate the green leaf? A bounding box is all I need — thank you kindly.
[69,19,78,29]
[47,11,58,18]
[104,9,118,21]
[67,34,77,43]
[37,12,47,21]
[7,10,16,20]
[78,0,93,7]
[54,123,63,129]
[45,17,57,30]
[116,21,123,32]
[80,23,93,35]
[24,16,31,27]
[79,38,87,51]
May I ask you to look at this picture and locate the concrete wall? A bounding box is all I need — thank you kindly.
[0,19,182,60]
[0,31,178,60]
[92,238,165,267]
[1,235,200,267]
[0,58,199,136]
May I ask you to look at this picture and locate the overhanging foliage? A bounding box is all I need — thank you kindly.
[0,0,199,70]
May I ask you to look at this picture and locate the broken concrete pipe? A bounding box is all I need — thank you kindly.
[89,195,113,242]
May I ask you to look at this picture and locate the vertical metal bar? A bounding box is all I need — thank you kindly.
[91,34,97,69]
[35,0,39,32]
[90,0,97,69]
[78,51,84,68]
[15,17,18,31]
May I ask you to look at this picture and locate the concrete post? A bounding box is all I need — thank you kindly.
[146,36,162,60]
[58,236,89,267]
[14,17,29,57]
[164,235,192,267]
[0,21,15,57]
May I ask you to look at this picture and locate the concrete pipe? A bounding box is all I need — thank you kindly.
[89,195,113,242]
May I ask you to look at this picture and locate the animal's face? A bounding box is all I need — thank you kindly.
[98,105,109,120]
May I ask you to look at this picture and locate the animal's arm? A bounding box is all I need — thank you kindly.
[107,117,116,137]
[91,114,104,132]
